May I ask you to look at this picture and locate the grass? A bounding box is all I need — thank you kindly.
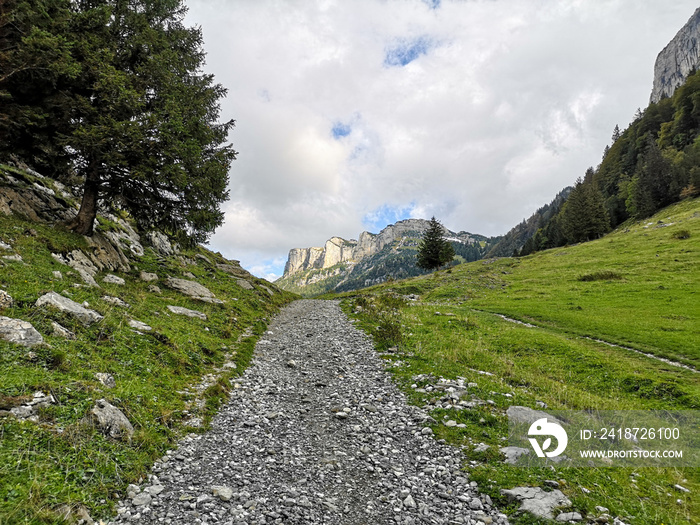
[0,195,296,523]
[333,197,700,525]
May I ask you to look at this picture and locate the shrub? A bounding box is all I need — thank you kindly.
[671,229,691,240]
[577,271,624,282]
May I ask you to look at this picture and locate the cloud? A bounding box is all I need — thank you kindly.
[185,0,699,279]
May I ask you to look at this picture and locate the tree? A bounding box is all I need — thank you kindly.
[612,124,621,143]
[0,0,236,244]
[560,178,610,243]
[416,217,455,270]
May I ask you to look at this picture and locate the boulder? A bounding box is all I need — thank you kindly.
[500,446,531,464]
[128,319,152,331]
[102,295,130,308]
[103,274,125,285]
[83,399,134,441]
[0,316,43,347]
[506,405,563,426]
[556,511,583,522]
[165,277,223,304]
[51,321,76,340]
[140,271,158,282]
[501,487,572,520]
[167,305,207,320]
[95,373,116,388]
[147,231,177,256]
[236,279,254,290]
[36,292,103,326]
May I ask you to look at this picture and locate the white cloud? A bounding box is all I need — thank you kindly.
[187,0,699,278]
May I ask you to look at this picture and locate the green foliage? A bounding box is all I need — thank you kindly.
[560,177,610,243]
[577,271,624,282]
[0,0,236,243]
[416,216,455,270]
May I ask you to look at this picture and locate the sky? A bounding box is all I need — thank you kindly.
[184,0,699,281]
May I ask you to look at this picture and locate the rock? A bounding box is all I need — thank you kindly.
[674,484,690,493]
[128,319,152,331]
[556,511,583,522]
[501,487,572,520]
[95,373,116,388]
[445,419,457,427]
[212,485,234,501]
[51,321,76,340]
[469,497,483,510]
[403,494,416,508]
[0,241,11,251]
[651,8,700,103]
[506,405,563,425]
[146,231,177,256]
[131,492,152,506]
[140,272,158,282]
[2,254,22,262]
[236,279,254,290]
[52,271,63,280]
[0,316,44,347]
[164,277,222,303]
[102,295,130,308]
[103,274,126,285]
[53,250,101,287]
[260,285,274,295]
[36,292,103,326]
[148,285,161,294]
[0,290,14,309]
[474,443,490,453]
[83,399,134,441]
[215,262,249,278]
[167,305,207,320]
[500,446,530,464]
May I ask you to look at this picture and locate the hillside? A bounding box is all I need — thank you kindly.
[0,163,296,523]
[276,219,499,296]
[333,197,699,524]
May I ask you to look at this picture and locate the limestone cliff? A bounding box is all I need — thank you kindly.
[277,219,497,296]
[650,8,700,103]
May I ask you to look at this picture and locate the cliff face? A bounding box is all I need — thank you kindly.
[276,219,494,296]
[650,7,700,103]
[281,219,463,279]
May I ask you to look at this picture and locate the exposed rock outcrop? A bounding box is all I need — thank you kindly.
[83,399,134,441]
[651,7,700,103]
[0,316,44,347]
[35,292,104,326]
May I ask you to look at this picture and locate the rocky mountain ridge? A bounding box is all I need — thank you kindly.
[650,7,700,103]
[277,219,497,296]
[282,219,480,277]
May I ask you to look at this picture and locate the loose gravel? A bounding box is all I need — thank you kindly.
[110,300,508,525]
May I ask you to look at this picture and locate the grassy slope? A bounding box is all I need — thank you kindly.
[333,198,700,525]
[0,187,296,522]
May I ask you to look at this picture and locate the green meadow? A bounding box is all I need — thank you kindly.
[334,197,700,524]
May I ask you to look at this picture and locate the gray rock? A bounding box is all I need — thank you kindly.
[167,305,207,320]
[212,485,234,501]
[0,289,14,309]
[146,231,177,256]
[83,399,134,441]
[51,321,76,340]
[164,277,222,303]
[506,405,563,426]
[651,8,700,103]
[148,285,161,294]
[128,319,152,331]
[2,254,23,262]
[131,493,152,506]
[36,292,103,326]
[556,511,583,522]
[102,295,130,308]
[52,271,63,280]
[95,373,116,388]
[0,241,11,251]
[500,446,530,464]
[236,279,254,290]
[501,486,571,520]
[140,272,158,282]
[103,274,125,285]
[0,316,44,347]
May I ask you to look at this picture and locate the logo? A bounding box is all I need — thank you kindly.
[528,418,568,458]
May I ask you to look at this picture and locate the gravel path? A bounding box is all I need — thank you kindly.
[111,300,508,525]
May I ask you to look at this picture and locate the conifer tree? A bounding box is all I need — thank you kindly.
[416,217,455,270]
[0,0,236,244]
[561,178,610,243]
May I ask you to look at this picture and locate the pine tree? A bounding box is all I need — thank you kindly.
[561,178,610,243]
[416,217,455,270]
[0,0,236,244]
[612,124,621,143]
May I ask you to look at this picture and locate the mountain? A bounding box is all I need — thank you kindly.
[276,219,499,296]
[650,7,700,103]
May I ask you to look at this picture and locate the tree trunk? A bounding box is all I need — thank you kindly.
[66,159,100,236]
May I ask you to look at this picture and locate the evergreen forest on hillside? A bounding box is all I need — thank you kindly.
[510,69,700,257]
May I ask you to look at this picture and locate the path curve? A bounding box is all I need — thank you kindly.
[111,300,508,524]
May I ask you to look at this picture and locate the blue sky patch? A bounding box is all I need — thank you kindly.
[331,122,352,139]
[423,0,440,9]
[384,36,433,67]
[363,203,415,232]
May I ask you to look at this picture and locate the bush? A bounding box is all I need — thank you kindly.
[671,229,691,239]
[577,271,624,282]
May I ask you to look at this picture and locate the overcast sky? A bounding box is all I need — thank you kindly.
[184,0,698,281]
